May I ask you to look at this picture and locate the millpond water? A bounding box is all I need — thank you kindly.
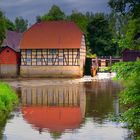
[0,78,134,140]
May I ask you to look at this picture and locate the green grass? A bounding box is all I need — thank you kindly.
[0,82,18,114]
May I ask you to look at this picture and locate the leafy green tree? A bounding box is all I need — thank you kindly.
[0,10,6,46]
[87,13,116,56]
[108,0,140,51]
[108,0,140,18]
[5,18,16,31]
[68,10,91,54]
[118,18,140,50]
[36,15,42,23]
[68,10,89,33]
[108,12,130,55]
[14,17,28,33]
[42,5,65,21]
[85,12,95,22]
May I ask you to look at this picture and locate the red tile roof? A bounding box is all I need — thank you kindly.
[2,30,22,52]
[20,21,83,49]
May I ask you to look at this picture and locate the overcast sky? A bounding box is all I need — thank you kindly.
[0,0,110,24]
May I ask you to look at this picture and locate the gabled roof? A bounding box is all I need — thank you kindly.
[2,30,22,52]
[0,46,15,53]
[20,21,83,49]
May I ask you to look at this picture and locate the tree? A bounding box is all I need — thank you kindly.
[108,0,140,50]
[87,13,116,56]
[0,10,6,46]
[108,0,140,18]
[107,12,130,55]
[14,17,28,33]
[68,10,92,54]
[36,15,42,23]
[5,18,16,31]
[42,5,65,21]
[68,10,89,33]
[118,18,140,50]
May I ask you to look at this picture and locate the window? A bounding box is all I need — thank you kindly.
[48,58,52,63]
[37,49,41,57]
[26,50,32,65]
[59,58,63,62]
[36,49,42,65]
[27,58,31,62]
[37,49,41,53]
[26,49,31,55]
[26,58,31,65]
[37,58,41,62]
[37,58,42,65]
[49,49,56,54]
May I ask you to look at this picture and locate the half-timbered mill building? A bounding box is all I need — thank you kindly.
[0,31,22,77]
[20,21,86,77]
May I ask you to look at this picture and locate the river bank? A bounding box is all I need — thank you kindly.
[0,82,18,114]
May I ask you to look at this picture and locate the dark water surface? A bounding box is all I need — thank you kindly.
[1,79,134,140]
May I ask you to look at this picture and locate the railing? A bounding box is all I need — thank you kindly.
[91,56,122,67]
[90,56,122,76]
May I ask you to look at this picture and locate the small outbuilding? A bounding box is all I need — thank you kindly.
[0,31,22,77]
[20,21,86,77]
[123,49,140,62]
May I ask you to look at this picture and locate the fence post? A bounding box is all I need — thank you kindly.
[110,56,112,67]
[95,57,98,67]
[110,56,112,73]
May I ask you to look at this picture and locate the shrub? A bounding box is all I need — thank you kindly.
[112,60,140,139]
[120,72,140,137]
[0,82,18,113]
[112,60,140,80]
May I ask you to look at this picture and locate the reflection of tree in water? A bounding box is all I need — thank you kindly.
[0,112,16,139]
[50,131,62,140]
[0,115,6,139]
[85,81,121,123]
[0,113,8,140]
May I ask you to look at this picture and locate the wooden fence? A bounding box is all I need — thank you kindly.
[91,56,122,68]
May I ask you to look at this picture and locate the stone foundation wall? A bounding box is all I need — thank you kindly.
[0,64,18,77]
[20,66,83,78]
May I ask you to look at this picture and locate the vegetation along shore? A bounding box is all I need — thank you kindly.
[0,82,18,115]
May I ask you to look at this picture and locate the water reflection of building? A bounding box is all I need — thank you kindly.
[21,84,86,132]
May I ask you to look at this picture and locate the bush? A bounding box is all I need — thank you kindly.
[86,53,97,58]
[0,82,18,113]
[120,72,140,137]
[112,60,140,80]
[112,60,140,139]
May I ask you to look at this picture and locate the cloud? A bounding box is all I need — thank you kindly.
[0,0,34,7]
[0,0,110,24]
